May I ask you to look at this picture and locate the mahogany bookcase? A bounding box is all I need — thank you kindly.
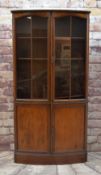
[12,9,90,164]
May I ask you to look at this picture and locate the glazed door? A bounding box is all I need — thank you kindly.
[15,12,87,155]
[52,12,87,153]
[16,12,51,153]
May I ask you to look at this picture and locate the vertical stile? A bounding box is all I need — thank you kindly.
[69,16,72,99]
[30,16,33,98]
[48,12,52,153]
[51,12,55,153]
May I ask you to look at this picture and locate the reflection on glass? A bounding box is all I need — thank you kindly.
[55,39,71,59]
[55,16,70,37]
[71,60,85,98]
[55,60,70,99]
[32,16,47,37]
[17,80,31,99]
[55,39,70,99]
[16,38,31,58]
[32,60,47,98]
[16,17,31,37]
[72,17,86,37]
[55,16,71,99]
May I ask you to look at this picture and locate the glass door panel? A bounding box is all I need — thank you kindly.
[71,60,85,98]
[16,14,87,100]
[32,60,47,99]
[32,16,48,99]
[16,38,31,58]
[55,16,71,99]
[32,16,48,37]
[32,38,47,58]
[16,16,31,37]
[72,17,86,38]
[55,16,70,37]
[71,16,86,99]
[71,39,86,58]
[55,39,71,99]
[17,60,31,99]
[17,80,31,99]
[71,38,85,98]
[16,17,31,99]
[54,15,86,100]
[17,60,31,82]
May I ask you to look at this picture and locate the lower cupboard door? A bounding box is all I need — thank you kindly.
[16,104,50,153]
[54,104,85,152]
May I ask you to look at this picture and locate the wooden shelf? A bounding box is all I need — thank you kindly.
[17,57,31,60]
[55,37,85,40]
[55,37,71,40]
[71,58,85,60]
[16,36,47,39]
[72,37,85,39]
[17,58,47,60]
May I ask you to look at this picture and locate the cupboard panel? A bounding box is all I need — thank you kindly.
[54,104,85,152]
[17,104,50,152]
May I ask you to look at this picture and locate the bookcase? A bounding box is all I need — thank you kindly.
[12,9,90,164]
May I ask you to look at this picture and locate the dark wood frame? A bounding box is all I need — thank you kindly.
[12,9,90,164]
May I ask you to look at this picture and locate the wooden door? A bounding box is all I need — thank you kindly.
[51,12,87,153]
[15,12,51,153]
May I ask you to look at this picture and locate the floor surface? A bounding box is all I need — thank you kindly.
[0,152,101,174]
